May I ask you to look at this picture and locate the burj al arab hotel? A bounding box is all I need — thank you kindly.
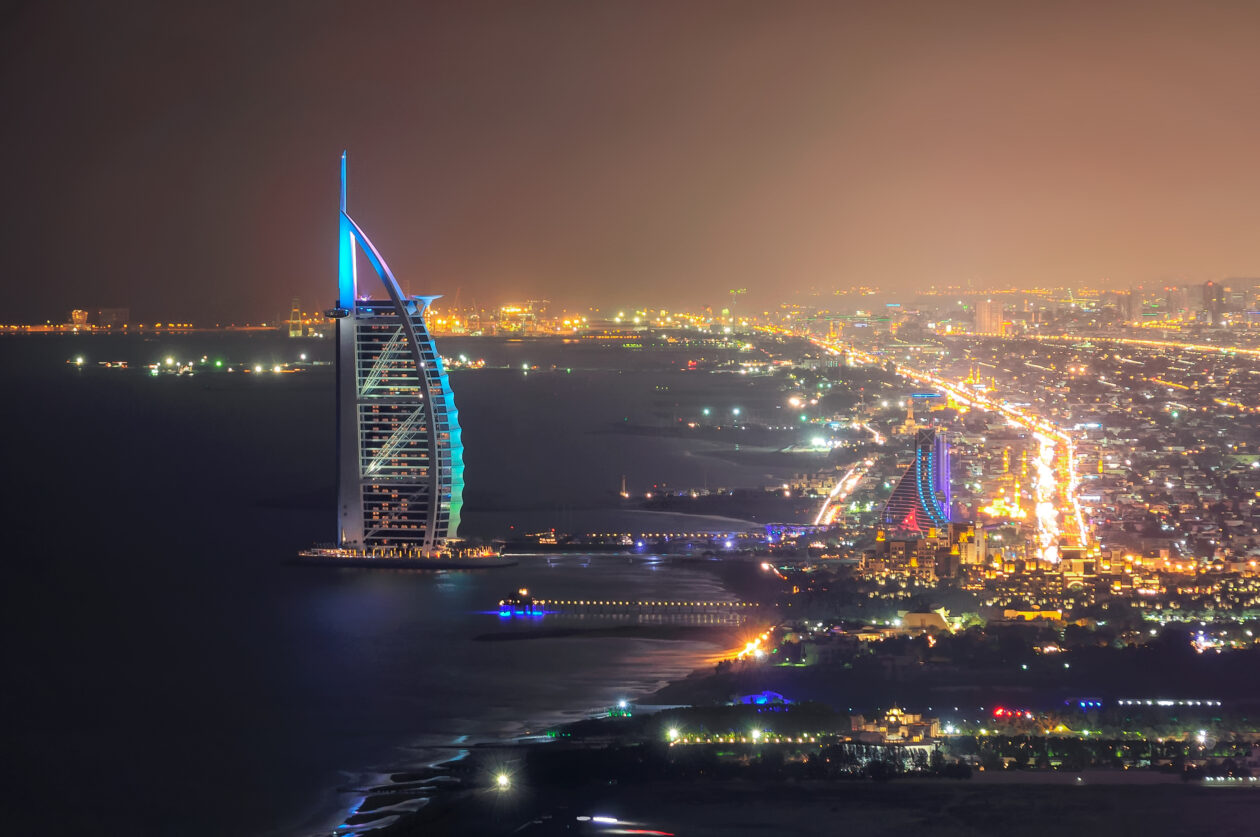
[323,152,464,556]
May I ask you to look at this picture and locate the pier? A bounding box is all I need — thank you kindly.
[498,594,760,617]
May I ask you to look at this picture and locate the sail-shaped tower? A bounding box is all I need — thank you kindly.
[326,152,464,554]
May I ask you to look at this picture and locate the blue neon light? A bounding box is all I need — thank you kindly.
[337,151,356,308]
[339,152,465,543]
[917,441,948,527]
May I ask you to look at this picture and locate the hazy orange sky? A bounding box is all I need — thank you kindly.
[5,0,1260,320]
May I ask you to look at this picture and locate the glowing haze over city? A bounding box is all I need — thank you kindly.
[9,3,1260,836]
[10,2,1260,322]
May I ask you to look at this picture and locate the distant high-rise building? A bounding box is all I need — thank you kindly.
[882,428,952,534]
[69,309,89,326]
[1123,289,1142,321]
[974,299,1002,334]
[1165,287,1189,320]
[327,153,464,553]
[287,298,303,338]
[1202,280,1225,325]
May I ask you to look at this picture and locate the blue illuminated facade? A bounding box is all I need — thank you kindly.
[330,152,464,552]
[882,428,951,534]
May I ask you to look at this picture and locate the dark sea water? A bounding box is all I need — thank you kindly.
[2,333,798,836]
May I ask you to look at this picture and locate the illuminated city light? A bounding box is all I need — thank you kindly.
[811,334,1091,555]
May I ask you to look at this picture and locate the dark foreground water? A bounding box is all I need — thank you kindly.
[3,334,799,836]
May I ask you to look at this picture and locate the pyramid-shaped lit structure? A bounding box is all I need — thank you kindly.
[881,428,951,535]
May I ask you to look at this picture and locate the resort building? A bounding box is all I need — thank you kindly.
[327,152,464,553]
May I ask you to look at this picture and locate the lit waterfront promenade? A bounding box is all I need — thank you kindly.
[499,597,761,617]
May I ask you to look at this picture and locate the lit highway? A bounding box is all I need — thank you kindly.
[814,459,873,526]
[974,333,1260,414]
[1003,333,1260,359]
[805,335,1090,558]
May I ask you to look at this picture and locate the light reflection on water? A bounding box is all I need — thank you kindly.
[286,555,743,835]
[6,334,795,837]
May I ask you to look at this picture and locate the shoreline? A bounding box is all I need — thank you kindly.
[316,622,747,834]
[293,554,776,836]
[371,757,1260,836]
[354,560,783,834]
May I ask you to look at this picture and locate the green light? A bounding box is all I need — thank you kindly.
[800,414,807,421]
[214,360,223,368]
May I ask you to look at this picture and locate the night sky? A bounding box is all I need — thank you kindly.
[6,0,1260,322]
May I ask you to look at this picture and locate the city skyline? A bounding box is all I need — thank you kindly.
[10,2,1260,323]
[17,4,1260,834]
